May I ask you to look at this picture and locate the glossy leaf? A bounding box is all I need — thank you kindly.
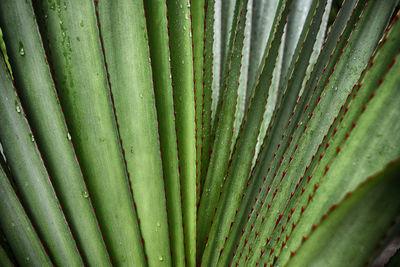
[36,1,145,264]
[0,1,110,264]
[286,159,400,267]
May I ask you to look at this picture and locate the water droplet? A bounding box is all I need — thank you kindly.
[183,26,187,30]
[82,191,89,198]
[187,2,191,8]
[62,32,66,37]
[26,257,30,262]
[185,14,189,20]
[159,255,164,262]
[179,4,183,8]
[19,42,25,56]
[59,20,63,25]
[157,222,161,227]
[16,105,21,113]
[181,60,185,64]
[29,133,35,142]
[139,93,143,99]
[67,132,72,140]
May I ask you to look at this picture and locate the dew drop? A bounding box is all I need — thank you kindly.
[16,105,21,113]
[59,20,63,25]
[67,132,72,140]
[82,191,89,198]
[29,133,35,142]
[157,222,161,227]
[19,42,25,56]
[181,60,185,64]
[26,257,30,262]
[159,255,164,262]
[183,26,187,30]
[139,93,144,99]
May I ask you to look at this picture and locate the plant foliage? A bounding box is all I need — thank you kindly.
[0,0,399,266]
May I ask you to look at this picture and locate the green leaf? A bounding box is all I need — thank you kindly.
[219,0,241,91]
[96,1,171,266]
[191,0,206,200]
[280,0,314,86]
[0,147,11,183]
[227,1,396,265]
[246,0,280,102]
[200,0,293,265]
[36,0,145,265]
[209,0,223,126]
[200,0,215,194]
[230,0,253,155]
[0,1,110,265]
[286,159,400,267]
[0,46,82,266]
[211,0,243,139]
[228,0,332,264]
[0,242,14,267]
[0,27,12,77]
[275,9,400,265]
[167,1,197,265]
[197,1,247,254]
[0,166,52,267]
[143,0,185,266]
[197,0,249,259]
[0,1,399,266]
